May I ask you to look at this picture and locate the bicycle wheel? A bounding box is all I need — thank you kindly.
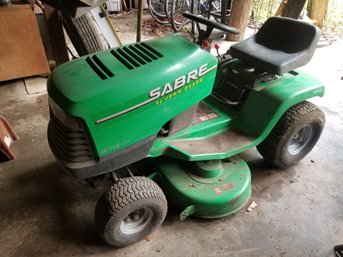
[148,0,169,24]
[198,0,221,19]
[170,0,191,32]
[210,0,223,22]
[164,0,173,22]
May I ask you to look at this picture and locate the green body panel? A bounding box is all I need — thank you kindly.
[148,67,324,161]
[157,156,251,219]
[48,35,218,157]
[236,70,325,138]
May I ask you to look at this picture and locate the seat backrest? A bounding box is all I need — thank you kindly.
[255,16,320,54]
[229,16,321,74]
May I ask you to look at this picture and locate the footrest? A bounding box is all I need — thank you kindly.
[168,130,254,160]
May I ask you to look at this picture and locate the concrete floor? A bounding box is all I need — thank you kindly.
[0,16,343,257]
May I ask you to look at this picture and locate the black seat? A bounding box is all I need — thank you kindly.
[229,16,320,74]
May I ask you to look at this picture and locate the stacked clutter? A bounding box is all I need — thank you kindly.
[0,115,18,160]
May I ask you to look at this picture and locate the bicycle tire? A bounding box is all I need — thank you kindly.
[198,0,222,22]
[147,0,169,24]
[164,0,173,22]
[170,0,190,32]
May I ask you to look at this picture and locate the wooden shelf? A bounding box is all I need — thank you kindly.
[0,5,50,82]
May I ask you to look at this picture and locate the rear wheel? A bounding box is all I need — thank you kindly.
[257,101,325,168]
[95,176,167,247]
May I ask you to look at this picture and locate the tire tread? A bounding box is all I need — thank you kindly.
[95,176,167,247]
[257,101,325,168]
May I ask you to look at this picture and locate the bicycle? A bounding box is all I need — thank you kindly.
[169,0,223,32]
[147,0,169,24]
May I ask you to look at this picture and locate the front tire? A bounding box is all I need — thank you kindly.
[95,176,167,247]
[257,101,325,168]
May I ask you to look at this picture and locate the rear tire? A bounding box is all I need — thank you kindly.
[95,176,167,247]
[257,101,325,168]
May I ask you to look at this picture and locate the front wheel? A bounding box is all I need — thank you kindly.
[95,176,168,247]
[257,101,325,168]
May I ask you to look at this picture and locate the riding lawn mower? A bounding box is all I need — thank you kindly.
[47,13,325,247]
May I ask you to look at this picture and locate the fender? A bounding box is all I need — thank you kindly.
[236,70,325,143]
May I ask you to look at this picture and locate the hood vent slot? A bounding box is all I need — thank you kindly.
[86,55,114,80]
[111,42,163,70]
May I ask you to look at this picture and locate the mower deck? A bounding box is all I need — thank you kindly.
[157,156,251,220]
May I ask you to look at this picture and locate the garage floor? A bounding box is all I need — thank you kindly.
[0,15,342,257]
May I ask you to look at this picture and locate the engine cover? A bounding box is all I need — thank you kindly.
[48,35,218,159]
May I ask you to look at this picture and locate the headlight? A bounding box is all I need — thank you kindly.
[48,97,81,129]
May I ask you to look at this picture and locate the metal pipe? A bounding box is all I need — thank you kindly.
[137,0,143,42]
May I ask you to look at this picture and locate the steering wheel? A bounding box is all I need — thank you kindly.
[182,12,240,36]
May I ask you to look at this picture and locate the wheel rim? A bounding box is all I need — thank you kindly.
[287,125,314,156]
[120,208,153,235]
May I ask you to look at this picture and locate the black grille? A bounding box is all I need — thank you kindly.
[86,55,114,80]
[111,42,163,70]
[48,110,95,164]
